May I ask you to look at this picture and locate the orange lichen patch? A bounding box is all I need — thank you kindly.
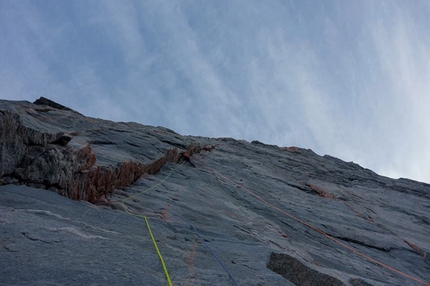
[162,203,170,222]
[403,239,428,261]
[404,239,420,252]
[210,169,225,185]
[65,143,217,203]
[344,203,376,225]
[282,146,300,153]
[186,240,197,266]
[344,203,362,216]
[185,238,198,286]
[308,184,336,199]
[202,144,218,152]
[312,259,321,266]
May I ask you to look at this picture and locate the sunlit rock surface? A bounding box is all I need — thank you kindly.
[1,98,429,286]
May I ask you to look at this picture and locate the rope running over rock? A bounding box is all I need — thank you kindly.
[170,209,240,286]
[121,162,185,286]
[208,167,430,286]
[121,161,240,286]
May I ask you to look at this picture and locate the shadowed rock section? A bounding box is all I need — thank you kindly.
[349,278,375,286]
[266,252,345,286]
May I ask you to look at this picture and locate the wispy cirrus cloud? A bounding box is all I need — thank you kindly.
[0,1,429,182]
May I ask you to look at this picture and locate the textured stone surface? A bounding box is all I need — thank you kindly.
[0,98,429,286]
[0,98,210,202]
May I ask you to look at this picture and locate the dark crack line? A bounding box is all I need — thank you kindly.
[334,236,390,252]
[22,232,60,244]
[3,245,18,253]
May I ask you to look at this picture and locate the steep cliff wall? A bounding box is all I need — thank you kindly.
[0,98,429,286]
[0,98,213,203]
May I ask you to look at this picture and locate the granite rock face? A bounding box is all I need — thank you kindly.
[0,97,209,202]
[0,98,429,286]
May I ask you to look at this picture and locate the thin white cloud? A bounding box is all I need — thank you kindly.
[0,1,429,183]
[367,4,430,181]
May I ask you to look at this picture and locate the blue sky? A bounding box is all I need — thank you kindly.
[1,1,429,183]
